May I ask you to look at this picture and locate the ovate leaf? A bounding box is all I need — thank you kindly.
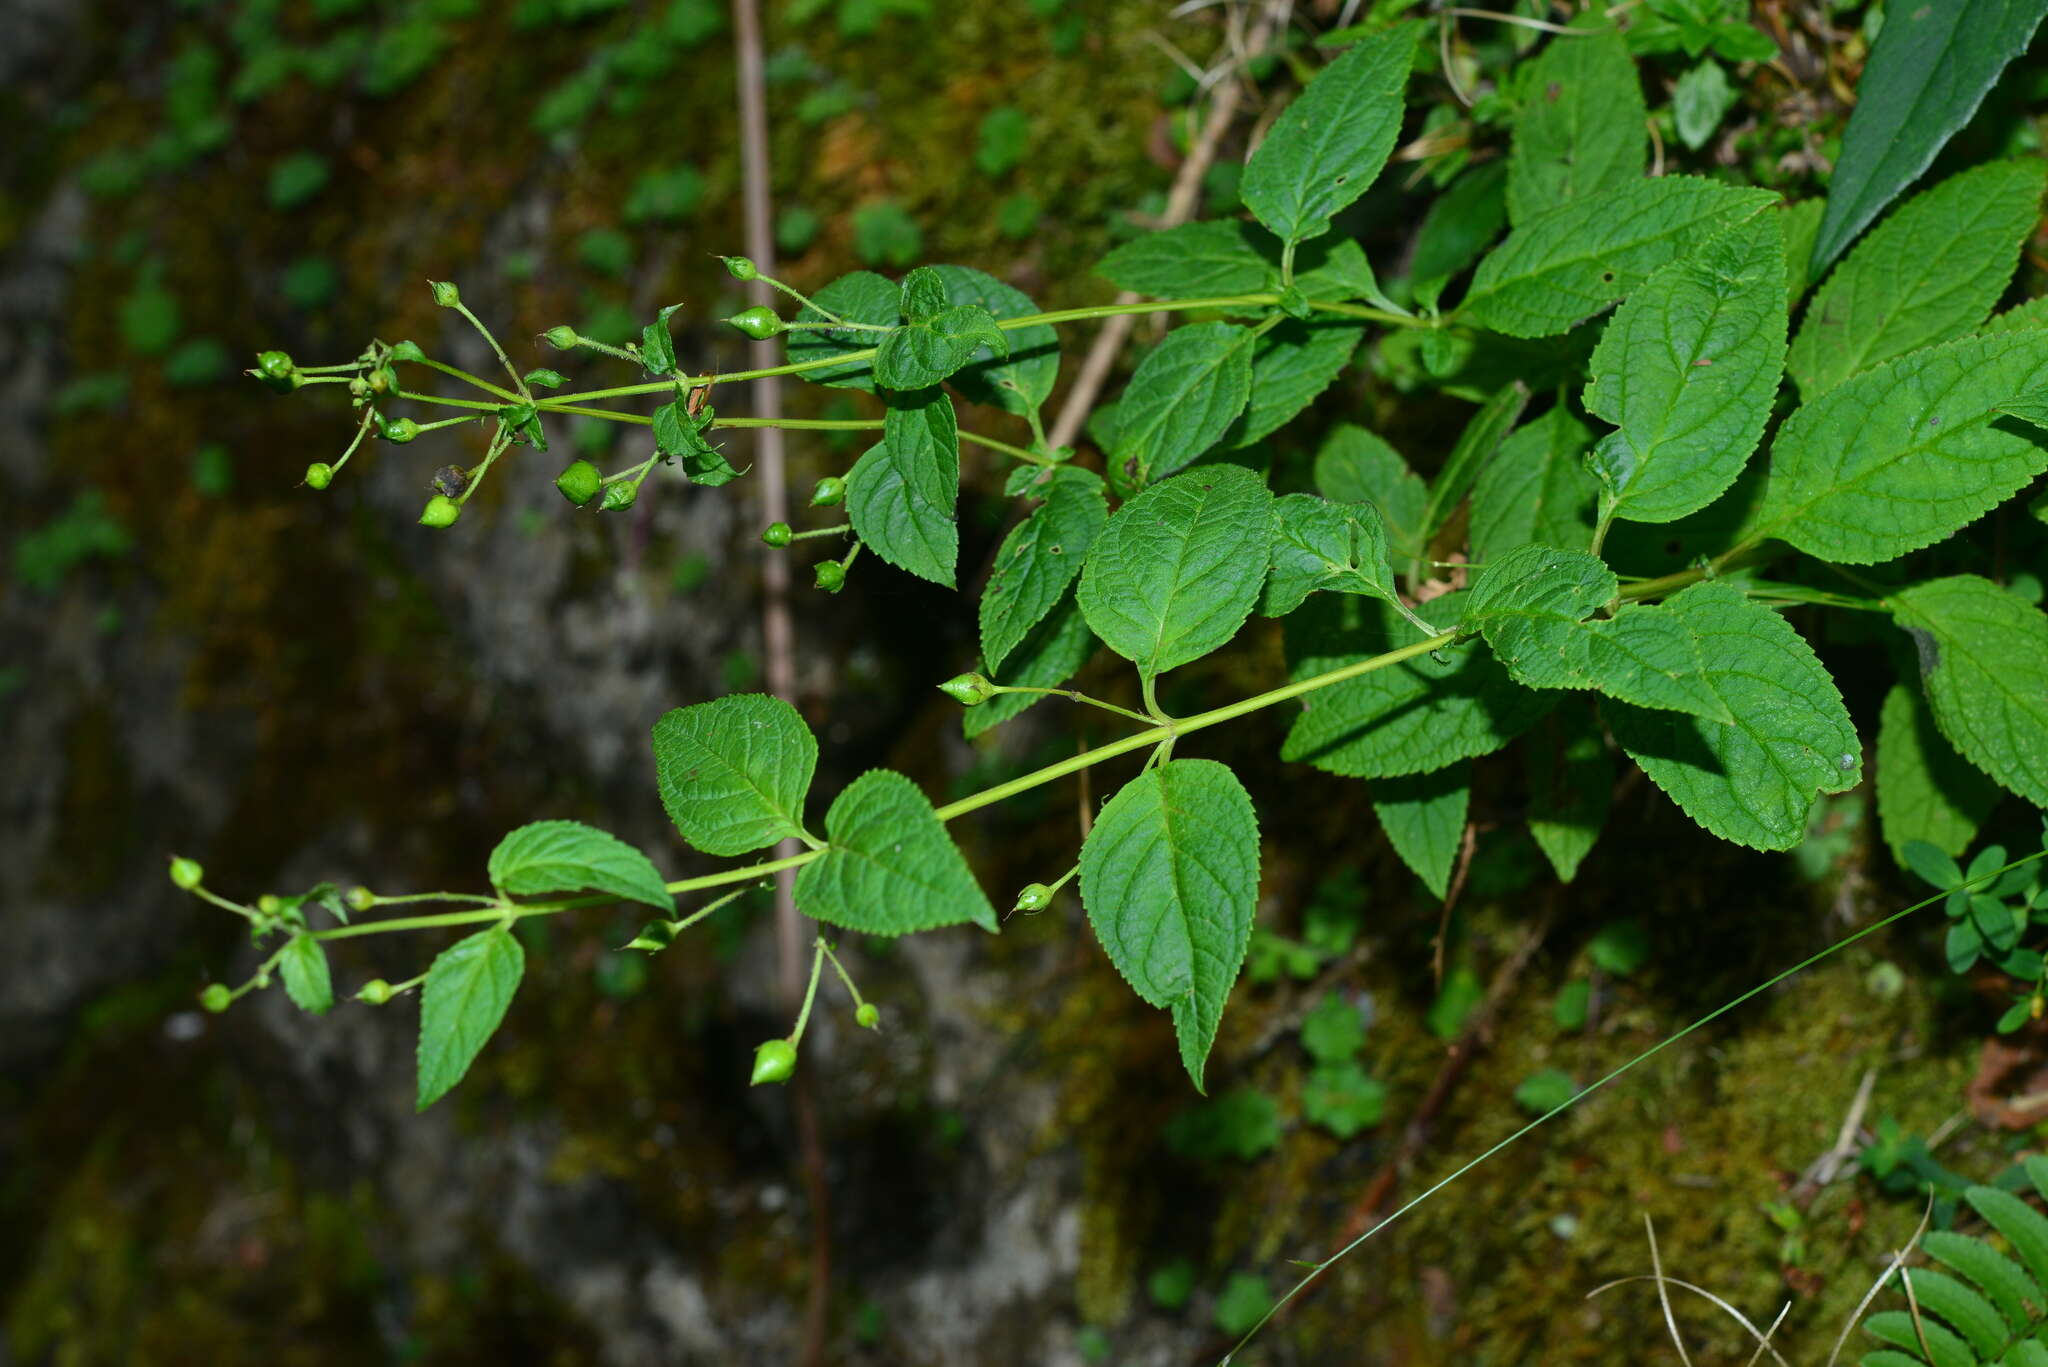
[927,264,1059,414]
[1109,322,1254,492]
[846,389,960,586]
[1469,405,1598,564]
[417,928,524,1110]
[1374,762,1469,900]
[1808,0,2048,273]
[652,693,817,856]
[793,770,998,935]
[1891,575,2048,807]
[280,935,334,1016]
[1314,424,1428,566]
[488,820,674,911]
[1505,15,1646,225]
[1789,159,2047,398]
[1411,161,1509,290]
[964,592,1096,740]
[1078,759,1260,1091]
[1583,212,1787,524]
[1242,22,1420,246]
[1223,320,1363,449]
[1077,465,1274,681]
[1606,583,1860,850]
[874,300,1007,391]
[1260,494,1399,618]
[1526,705,1611,882]
[784,269,897,390]
[1097,220,1270,298]
[979,466,1107,671]
[1462,178,1777,338]
[1282,591,1550,778]
[1754,332,2048,564]
[1876,682,2002,868]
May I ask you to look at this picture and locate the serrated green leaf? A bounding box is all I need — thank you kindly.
[1998,386,2048,430]
[1416,381,1529,566]
[1606,582,1860,850]
[1778,198,1824,303]
[924,264,1058,414]
[1808,0,2048,274]
[1506,15,1646,225]
[784,269,897,390]
[1966,1185,2048,1307]
[1584,212,1786,525]
[979,467,1106,671]
[653,395,745,487]
[1078,465,1273,681]
[1463,177,1778,338]
[793,770,997,936]
[1790,159,2046,399]
[1260,493,1400,618]
[1921,1230,2037,1336]
[1314,424,1428,566]
[1411,161,1509,290]
[847,389,960,586]
[1283,591,1550,777]
[417,927,523,1111]
[487,820,674,911]
[639,302,681,377]
[1222,320,1363,449]
[1374,762,1469,900]
[1109,322,1254,492]
[1469,405,1598,565]
[964,591,1097,740]
[279,934,333,1016]
[1526,705,1611,882]
[1876,683,2003,870]
[1096,220,1270,298]
[1984,295,2048,335]
[1891,575,2048,807]
[1754,332,2048,563]
[1078,758,1260,1091]
[874,298,1007,391]
[653,693,817,856]
[1243,23,1419,245]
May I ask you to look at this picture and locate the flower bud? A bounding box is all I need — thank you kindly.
[599,480,639,512]
[856,1003,880,1030]
[726,305,784,340]
[722,255,760,281]
[750,1037,798,1085]
[814,560,846,593]
[1013,882,1053,914]
[555,459,603,507]
[761,521,794,548]
[430,280,461,307]
[419,495,462,527]
[937,672,996,706]
[168,856,204,890]
[366,365,399,395]
[356,978,394,1005]
[344,885,375,913]
[540,325,580,350]
[303,462,334,490]
[252,350,300,393]
[379,415,420,444]
[200,984,232,1013]
[257,894,283,917]
[810,477,846,508]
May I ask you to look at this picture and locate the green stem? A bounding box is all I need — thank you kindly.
[451,301,534,403]
[416,357,520,403]
[785,524,852,542]
[788,939,827,1044]
[362,891,502,908]
[985,685,1155,726]
[817,938,867,1010]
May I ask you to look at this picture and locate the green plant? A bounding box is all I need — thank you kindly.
[172,8,2048,1358]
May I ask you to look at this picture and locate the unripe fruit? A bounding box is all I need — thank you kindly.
[357,978,394,1005]
[540,325,580,350]
[856,1003,880,1030]
[751,1038,798,1085]
[722,255,759,281]
[810,477,846,508]
[419,495,462,527]
[599,480,638,512]
[253,350,299,394]
[1013,882,1053,914]
[814,560,846,593]
[430,280,461,307]
[168,856,204,890]
[726,305,784,340]
[761,521,794,548]
[366,365,399,395]
[200,984,232,1013]
[303,462,334,490]
[380,416,421,444]
[937,672,996,706]
[555,459,603,507]
[257,894,283,916]
[344,886,375,913]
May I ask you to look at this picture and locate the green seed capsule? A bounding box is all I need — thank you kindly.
[200,984,232,1013]
[303,462,334,490]
[252,350,300,393]
[356,978,394,1005]
[856,1003,880,1030]
[419,495,462,527]
[810,477,846,508]
[726,305,784,340]
[761,521,794,548]
[814,560,846,593]
[431,280,461,307]
[555,459,603,507]
[169,856,204,890]
[937,672,996,706]
[722,255,759,281]
[750,1037,798,1085]
[1013,882,1053,914]
[599,480,639,512]
[344,885,375,912]
[257,893,283,916]
[380,416,421,444]
[540,325,580,350]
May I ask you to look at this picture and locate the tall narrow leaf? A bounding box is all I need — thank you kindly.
[1374,763,1470,900]
[1526,706,1611,883]
[1109,322,1254,492]
[417,927,524,1111]
[1469,405,1598,564]
[1505,16,1645,226]
[979,467,1107,672]
[1875,683,2002,868]
[1890,576,2048,807]
[847,388,960,586]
